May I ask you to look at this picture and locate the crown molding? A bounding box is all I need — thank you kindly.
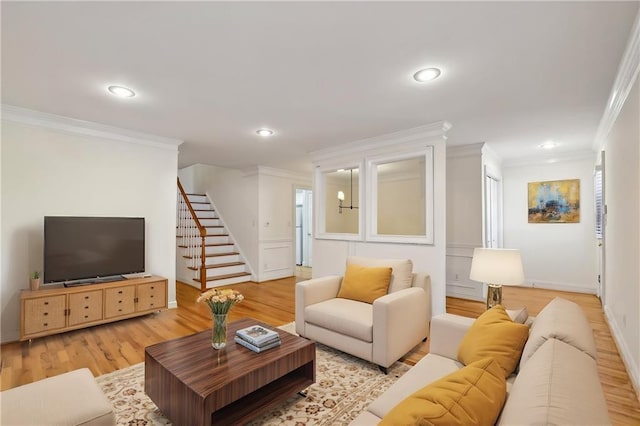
[1,104,183,150]
[310,121,451,164]
[594,9,640,151]
[257,166,311,181]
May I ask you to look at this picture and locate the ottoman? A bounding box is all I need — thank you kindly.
[0,368,115,425]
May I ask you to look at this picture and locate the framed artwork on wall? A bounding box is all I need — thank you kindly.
[528,179,580,223]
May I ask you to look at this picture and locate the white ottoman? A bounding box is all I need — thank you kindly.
[0,368,115,426]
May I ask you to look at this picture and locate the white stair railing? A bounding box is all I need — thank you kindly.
[177,178,208,290]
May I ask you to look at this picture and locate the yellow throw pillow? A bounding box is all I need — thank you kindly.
[337,264,392,304]
[379,357,506,426]
[457,305,529,378]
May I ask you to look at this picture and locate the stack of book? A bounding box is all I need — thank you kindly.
[235,325,281,353]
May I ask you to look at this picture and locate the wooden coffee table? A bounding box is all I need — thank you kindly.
[144,318,315,426]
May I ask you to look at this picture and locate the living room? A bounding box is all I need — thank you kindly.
[1,1,639,424]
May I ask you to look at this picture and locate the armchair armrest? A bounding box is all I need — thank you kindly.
[372,287,429,368]
[295,275,342,336]
[429,314,475,360]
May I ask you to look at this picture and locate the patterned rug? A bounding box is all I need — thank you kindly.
[96,324,410,425]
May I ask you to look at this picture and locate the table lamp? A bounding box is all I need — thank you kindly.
[469,248,525,309]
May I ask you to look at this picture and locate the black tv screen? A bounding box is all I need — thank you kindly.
[44,216,145,284]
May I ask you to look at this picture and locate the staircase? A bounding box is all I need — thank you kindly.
[177,181,252,290]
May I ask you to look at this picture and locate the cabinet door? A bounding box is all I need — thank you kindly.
[137,281,167,311]
[104,286,135,318]
[68,290,103,326]
[23,295,66,335]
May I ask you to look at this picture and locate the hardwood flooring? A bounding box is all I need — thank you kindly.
[1,278,638,424]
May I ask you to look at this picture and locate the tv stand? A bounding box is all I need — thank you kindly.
[20,275,167,341]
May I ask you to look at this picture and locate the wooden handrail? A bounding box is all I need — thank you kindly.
[177,178,207,290]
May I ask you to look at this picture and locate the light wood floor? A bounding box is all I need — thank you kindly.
[1,278,638,424]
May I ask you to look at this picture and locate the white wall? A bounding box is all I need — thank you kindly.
[601,75,639,393]
[311,123,450,317]
[446,144,484,300]
[1,117,180,343]
[258,168,312,281]
[503,157,597,293]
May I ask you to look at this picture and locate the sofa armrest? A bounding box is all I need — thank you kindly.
[429,314,475,360]
[295,275,342,336]
[372,287,429,368]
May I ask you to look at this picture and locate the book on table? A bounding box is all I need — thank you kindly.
[236,325,281,347]
[234,336,281,353]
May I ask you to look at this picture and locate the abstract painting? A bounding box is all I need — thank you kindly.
[528,179,580,223]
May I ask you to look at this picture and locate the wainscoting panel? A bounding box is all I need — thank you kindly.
[259,241,294,281]
[446,244,483,301]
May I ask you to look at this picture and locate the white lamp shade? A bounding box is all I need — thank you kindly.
[337,191,345,201]
[469,248,524,286]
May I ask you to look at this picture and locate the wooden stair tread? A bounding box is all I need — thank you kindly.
[195,272,251,282]
[178,243,234,248]
[177,234,229,238]
[177,225,224,229]
[186,193,206,196]
[193,209,215,211]
[187,262,245,271]
[183,252,239,259]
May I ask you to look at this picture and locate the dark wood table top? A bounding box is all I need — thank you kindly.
[145,318,313,398]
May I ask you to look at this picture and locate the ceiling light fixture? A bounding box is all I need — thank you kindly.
[107,85,135,98]
[539,141,557,150]
[413,67,442,83]
[256,128,274,137]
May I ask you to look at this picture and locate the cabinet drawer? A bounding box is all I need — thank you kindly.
[23,295,66,335]
[104,287,135,318]
[68,290,103,326]
[137,281,167,311]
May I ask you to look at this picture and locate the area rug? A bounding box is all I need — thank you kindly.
[96,323,410,425]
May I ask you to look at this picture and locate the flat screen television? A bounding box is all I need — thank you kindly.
[44,216,145,285]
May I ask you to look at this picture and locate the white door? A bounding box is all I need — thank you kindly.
[485,174,501,248]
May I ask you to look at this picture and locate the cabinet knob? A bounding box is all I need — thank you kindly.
[84,315,88,319]
[118,309,122,312]
[118,291,123,294]
[150,295,154,298]
[118,300,122,304]
[85,306,89,309]
[43,312,48,316]
[44,302,49,305]
[43,322,48,326]
[85,296,89,299]
[151,286,154,290]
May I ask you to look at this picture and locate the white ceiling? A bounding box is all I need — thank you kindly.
[2,1,638,173]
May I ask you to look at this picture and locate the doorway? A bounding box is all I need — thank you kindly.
[295,188,313,280]
[595,151,605,303]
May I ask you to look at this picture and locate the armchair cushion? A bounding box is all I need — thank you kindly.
[305,298,373,342]
[337,264,392,304]
[347,256,413,293]
[457,305,529,378]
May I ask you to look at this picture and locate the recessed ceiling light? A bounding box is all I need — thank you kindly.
[256,128,274,137]
[539,141,557,150]
[413,67,442,83]
[107,85,135,98]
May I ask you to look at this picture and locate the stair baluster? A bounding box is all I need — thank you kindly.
[177,178,208,290]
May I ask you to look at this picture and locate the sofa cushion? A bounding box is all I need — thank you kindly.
[347,256,413,293]
[457,305,529,378]
[304,298,373,342]
[520,297,596,370]
[337,264,392,304]
[379,357,506,426]
[498,338,610,426]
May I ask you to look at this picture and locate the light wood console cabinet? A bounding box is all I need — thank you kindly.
[20,276,167,341]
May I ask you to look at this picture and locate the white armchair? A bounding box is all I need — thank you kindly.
[295,257,431,372]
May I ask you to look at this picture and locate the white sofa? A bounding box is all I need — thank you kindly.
[351,297,611,425]
[295,256,431,371]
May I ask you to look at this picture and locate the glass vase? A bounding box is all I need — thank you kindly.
[211,313,228,349]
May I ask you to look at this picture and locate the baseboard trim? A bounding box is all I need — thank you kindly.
[168,301,178,309]
[604,305,640,400]
[527,280,597,294]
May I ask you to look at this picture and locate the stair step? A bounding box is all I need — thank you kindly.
[186,193,206,196]
[179,243,234,248]
[187,261,244,271]
[200,272,251,282]
[183,252,239,259]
